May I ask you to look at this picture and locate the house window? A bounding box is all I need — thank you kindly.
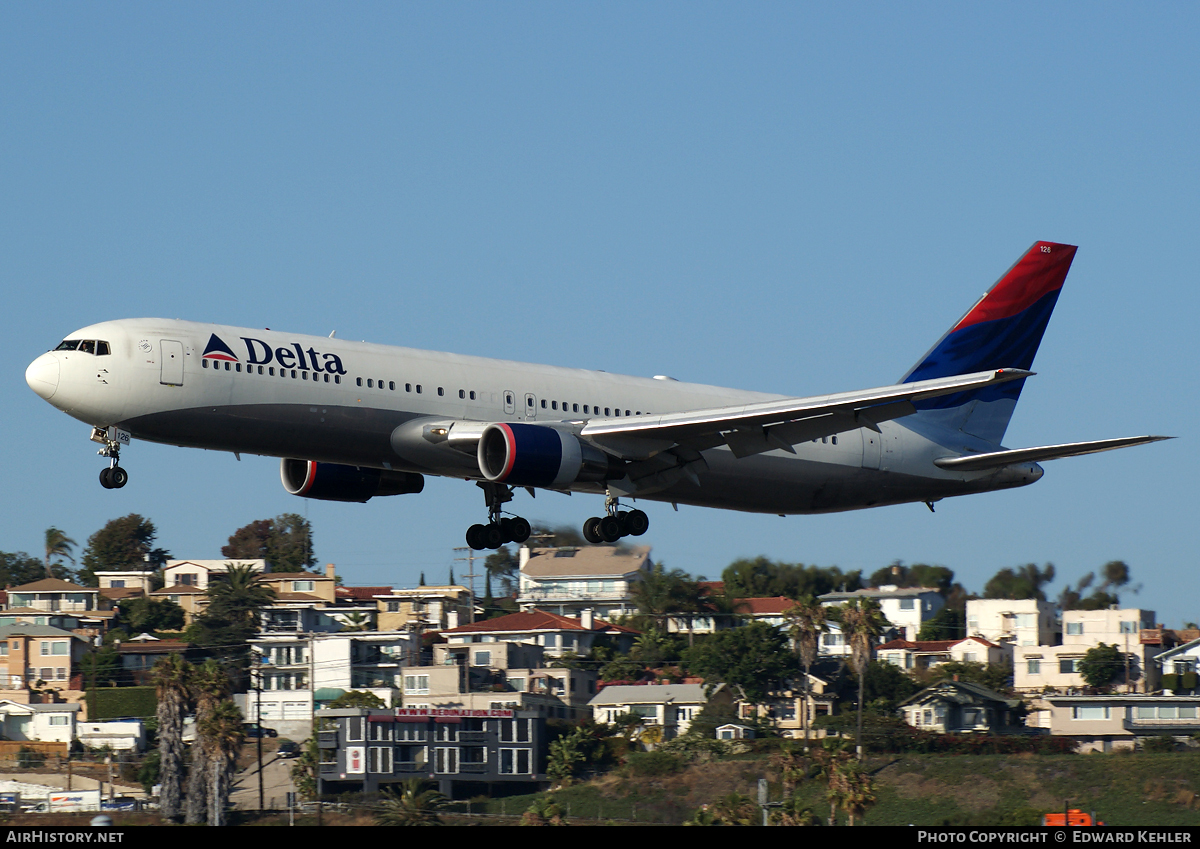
[1120,621,1139,634]
[404,675,429,694]
[499,748,530,774]
[1027,658,1041,674]
[1066,622,1083,636]
[292,581,314,593]
[49,715,69,726]
[1072,706,1110,720]
[474,651,491,667]
[1060,658,1080,674]
[899,599,915,610]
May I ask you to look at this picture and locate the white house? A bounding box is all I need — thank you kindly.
[517,545,652,620]
[819,586,943,642]
[964,598,1057,650]
[0,700,80,744]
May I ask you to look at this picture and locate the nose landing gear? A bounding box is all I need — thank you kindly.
[91,427,129,489]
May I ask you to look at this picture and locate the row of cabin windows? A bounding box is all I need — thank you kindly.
[202,359,643,418]
[353,378,478,400]
[536,398,644,417]
[201,359,342,383]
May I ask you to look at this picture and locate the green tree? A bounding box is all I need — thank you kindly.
[683,621,798,706]
[868,561,956,594]
[78,515,168,586]
[119,597,186,634]
[862,659,920,713]
[187,564,276,689]
[631,562,707,641]
[921,660,1014,693]
[521,794,569,826]
[828,758,876,826]
[289,737,320,800]
[547,726,588,786]
[1060,561,1133,611]
[840,598,889,760]
[221,514,316,572]
[186,660,230,824]
[784,595,827,748]
[0,552,50,587]
[153,654,192,821]
[916,606,965,640]
[722,557,861,600]
[375,779,448,826]
[982,563,1055,601]
[43,527,77,580]
[327,690,386,709]
[1078,643,1125,690]
[202,699,244,826]
[79,645,122,687]
[483,546,519,599]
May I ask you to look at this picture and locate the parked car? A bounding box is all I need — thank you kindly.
[277,740,301,759]
[242,722,278,738]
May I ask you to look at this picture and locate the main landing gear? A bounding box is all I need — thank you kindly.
[465,482,532,551]
[582,494,649,544]
[91,427,129,490]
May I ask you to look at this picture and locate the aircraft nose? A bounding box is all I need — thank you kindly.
[26,353,59,401]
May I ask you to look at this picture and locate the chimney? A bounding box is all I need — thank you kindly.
[580,608,594,630]
[325,563,336,580]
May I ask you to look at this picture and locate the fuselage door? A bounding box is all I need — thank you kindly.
[861,429,881,470]
[160,340,185,386]
[504,391,516,416]
[524,393,537,420]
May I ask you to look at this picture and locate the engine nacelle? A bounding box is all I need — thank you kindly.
[477,423,620,488]
[280,459,424,503]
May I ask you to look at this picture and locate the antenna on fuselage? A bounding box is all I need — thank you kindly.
[329,330,336,338]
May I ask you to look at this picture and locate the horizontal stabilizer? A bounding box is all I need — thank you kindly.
[933,435,1172,471]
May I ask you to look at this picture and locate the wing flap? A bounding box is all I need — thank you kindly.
[933,435,1172,471]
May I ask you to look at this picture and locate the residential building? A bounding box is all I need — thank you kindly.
[1014,608,1162,693]
[1153,637,1200,695]
[373,586,472,632]
[76,718,145,751]
[163,559,268,590]
[242,631,420,739]
[898,680,1025,735]
[3,579,113,636]
[315,707,546,798]
[518,545,652,619]
[589,683,732,740]
[114,637,192,686]
[739,669,838,738]
[964,598,1057,650]
[0,624,88,695]
[0,700,81,743]
[819,586,944,641]
[399,641,597,720]
[440,609,637,658]
[1041,694,1200,752]
[877,636,1005,672]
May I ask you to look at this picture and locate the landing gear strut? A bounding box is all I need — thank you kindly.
[91,427,129,490]
[465,482,532,550]
[582,493,649,544]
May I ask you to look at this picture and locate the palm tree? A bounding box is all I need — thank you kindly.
[202,699,245,827]
[839,598,888,761]
[783,595,827,750]
[185,660,230,824]
[828,759,876,826]
[375,779,448,826]
[44,527,76,580]
[152,654,192,821]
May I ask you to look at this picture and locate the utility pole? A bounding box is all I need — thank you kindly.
[453,547,478,623]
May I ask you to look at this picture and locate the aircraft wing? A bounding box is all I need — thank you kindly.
[932,435,1173,471]
[580,368,1033,460]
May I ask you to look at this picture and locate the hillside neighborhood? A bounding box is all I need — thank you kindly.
[1,513,1197,823]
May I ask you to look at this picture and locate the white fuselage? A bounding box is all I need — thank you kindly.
[26,318,1041,515]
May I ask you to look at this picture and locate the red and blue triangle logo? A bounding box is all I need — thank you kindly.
[202,333,239,362]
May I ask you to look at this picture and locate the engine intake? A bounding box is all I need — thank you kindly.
[280,459,424,503]
[477,423,620,488]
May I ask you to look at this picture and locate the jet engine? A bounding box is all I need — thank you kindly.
[477,423,621,488]
[280,459,424,503]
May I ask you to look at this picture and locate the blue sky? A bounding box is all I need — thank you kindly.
[3,4,1195,624]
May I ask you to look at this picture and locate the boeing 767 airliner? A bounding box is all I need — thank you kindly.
[25,241,1167,550]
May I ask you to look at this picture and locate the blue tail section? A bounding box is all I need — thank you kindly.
[900,241,1077,444]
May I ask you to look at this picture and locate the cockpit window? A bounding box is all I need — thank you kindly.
[79,341,96,354]
[96,341,110,355]
[55,340,80,351]
[55,339,110,355]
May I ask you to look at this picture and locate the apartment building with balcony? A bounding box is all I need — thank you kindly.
[517,545,651,619]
